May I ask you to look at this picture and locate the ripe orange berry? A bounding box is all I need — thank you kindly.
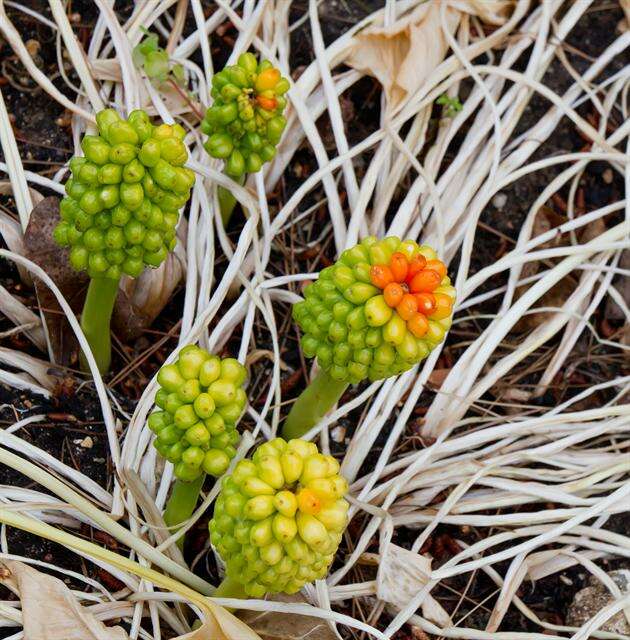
[256,95,278,111]
[409,269,441,293]
[297,488,321,515]
[396,294,418,321]
[256,68,281,91]
[407,256,427,279]
[390,252,409,282]
[414,292,436,315]
[370,264,394,289]
[407,313,429,338]
[383,282,404,307]
[425,259,447,279]
[430,293,453,320]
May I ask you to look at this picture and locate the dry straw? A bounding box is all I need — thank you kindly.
[0,0,628,638]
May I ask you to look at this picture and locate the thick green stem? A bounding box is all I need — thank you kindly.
[282,368,349,440]
[212,575,248,600]
[80,277,120,375]
[163,474,205,550]
[218,186,237,225]
[218,173,246,226]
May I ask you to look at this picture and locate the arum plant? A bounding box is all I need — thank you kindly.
[54,109,195,374]
[201,53,289,224]
[210,437,348,599]
[149,345,247,538]
[132,30,186,87]
[284,236,456,439]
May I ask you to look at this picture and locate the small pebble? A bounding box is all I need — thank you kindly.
[602,168,613,184]
[73,436,93,449]
[567,570,630,634]
[25,39,40,56]
[492,193,508,209]
[331,426,346,443]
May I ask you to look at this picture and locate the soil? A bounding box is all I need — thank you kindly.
[0,1,628,638]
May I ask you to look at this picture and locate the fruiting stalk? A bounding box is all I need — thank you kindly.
[54,108,195,376]
[162,473,205,548]
[218,185,237,225]
[79,276,120,374]
[286,237,456,438]
[282,368,348,440]
[150,347,248,547]
[218,172,246,225]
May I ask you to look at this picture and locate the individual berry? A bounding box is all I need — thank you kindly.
[292,237,456,383]
[54,109,194,279]
[202,54,289,178]
[150,346,247,482]
[209,438,349,597]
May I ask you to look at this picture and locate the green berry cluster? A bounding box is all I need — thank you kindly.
[210,438,348,597]
[54,109,195,279]
[202,53,289,178]
[149,346,247,482]
[292,236,456,384]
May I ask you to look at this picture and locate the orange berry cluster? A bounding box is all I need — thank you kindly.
[369,253,453,339]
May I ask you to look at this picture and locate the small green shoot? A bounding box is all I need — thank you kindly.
[437,93,463,118]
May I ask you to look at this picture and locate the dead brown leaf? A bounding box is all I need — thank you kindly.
[620,0,630,31]
[24,196,88,365]
[178,601,263,640]
[0,560,262,640]
[0,560,128,640]
[428,368,450,389]
[344,1,512,111]
[239,594,337,640]
[377,543,451,626]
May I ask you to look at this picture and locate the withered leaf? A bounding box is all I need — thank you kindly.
[0,560,128,640]
[239,594,338,640]
[111,221,186,341]
[344,1,512,111]
[24,196,88,365]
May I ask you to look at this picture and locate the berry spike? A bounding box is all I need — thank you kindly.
[151,346,248,482]
[210,438,348,598]
[202,53,289,179]
[54,109,195,374]
[154,346,248,546]
[284,237,456,439]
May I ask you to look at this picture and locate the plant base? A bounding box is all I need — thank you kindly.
[79,277,120,375]
[213,575,248,600]
[163,474,205,550]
